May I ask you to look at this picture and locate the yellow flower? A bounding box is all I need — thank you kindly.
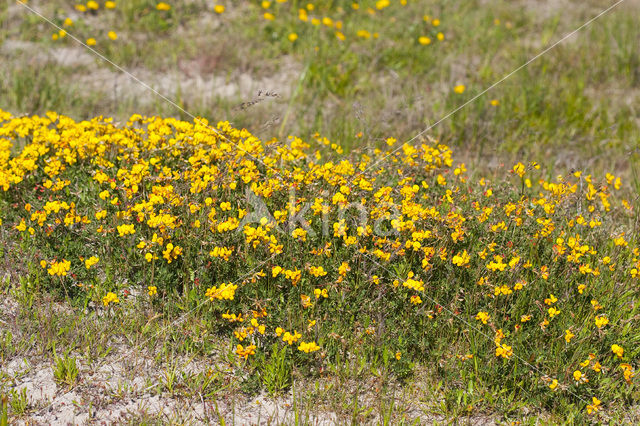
[595,315,609,329]
[16,219,27,232]
[452,250,470,267]
[108,31,118,40]
[475,311,490,324]
[314,288,328,299]
[263,12,275,20]
[87,1,99,10]
[621,364,635,383]
[288,33,298,42]
[205,283,238,301]
[309,266,327,277]
[454,84,465,94]
[214,4,225,13]
[418,36,431,45]
[117,224,135,237]
[283,330,301,345]
[272,265,282,277]
[573,370,582,381]
[236,344,256,359]
[300,294,312,308]
[611,344,624,358]
[564,329,574,343]
[86,38,97,46]
[495,343,513,359]
[147,286,157,296]
[298,341,321,353]
[156,2,171,11]
[548,379,558,390]
[105,1,116,9]
[586,397,601,414]
[102,292,119,306]
[47,260,71,277]
[84,256,99,269]
[395,351,402,360]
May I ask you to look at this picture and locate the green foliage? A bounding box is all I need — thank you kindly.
[8,388,28,417]
[52,353,79,388]
[258,343,292,396]
[0,394,7,426]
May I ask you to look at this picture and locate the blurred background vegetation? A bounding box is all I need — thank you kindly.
[1,0,638,184]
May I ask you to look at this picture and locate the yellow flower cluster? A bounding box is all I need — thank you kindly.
[47,259,71,276]
[1,108,637,414]
[205,283,238,301]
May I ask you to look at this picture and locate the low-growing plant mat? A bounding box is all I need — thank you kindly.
[0,109,639,424]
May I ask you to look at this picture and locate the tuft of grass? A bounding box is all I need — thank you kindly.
[52,352,79,388]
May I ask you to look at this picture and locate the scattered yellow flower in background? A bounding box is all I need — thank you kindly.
[86,38,96,46]
[148,286,158,296]
[454,84,465,94]
[156,2,171,11]
[288,32,298,42]
[418,36,431,45]
[108,31,117,40]
[214,4,225,14]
